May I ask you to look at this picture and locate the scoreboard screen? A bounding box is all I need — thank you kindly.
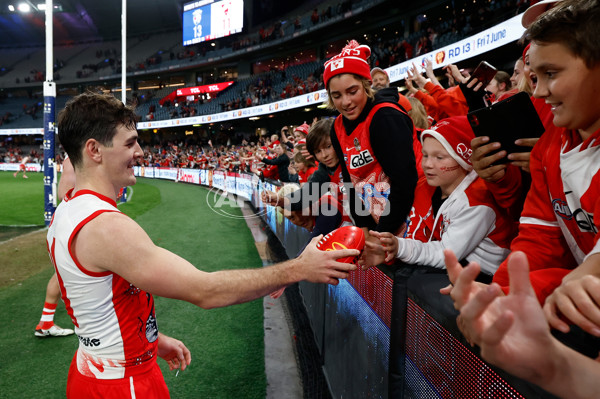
[182,0,244,46]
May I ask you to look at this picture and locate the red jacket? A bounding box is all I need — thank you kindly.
[492,123,600,304]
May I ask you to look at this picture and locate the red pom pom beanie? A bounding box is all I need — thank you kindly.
[323,40,372,88]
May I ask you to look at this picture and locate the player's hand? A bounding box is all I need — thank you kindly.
[470,136,507,183]
[158,333,191,372]
[297,235,358,285]
[507,138,538,173]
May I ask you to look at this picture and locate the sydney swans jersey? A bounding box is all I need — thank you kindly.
[335,103,394,223]
[401,171,515,274]
[47,190,159,379]
[493,125,600,303]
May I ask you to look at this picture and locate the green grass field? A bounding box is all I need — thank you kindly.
[0,171,266,398]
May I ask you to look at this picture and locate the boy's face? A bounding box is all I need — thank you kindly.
[530,42,600,138]
[314,138,338,167]
[421,137,467,197]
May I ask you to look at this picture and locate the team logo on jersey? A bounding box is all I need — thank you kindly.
[354,138,361,151]
[349,149,374,169]
[145,313,158,343]
[553,199,572,220]
[441,214,451,233]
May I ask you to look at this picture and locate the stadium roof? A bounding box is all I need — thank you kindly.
[0,0,183,47]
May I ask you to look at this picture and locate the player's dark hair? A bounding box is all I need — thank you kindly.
[526,0,600,68]
[306,118,335,158]
[58,92,138,169]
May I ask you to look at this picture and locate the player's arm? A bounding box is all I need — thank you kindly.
[73,212,358,309]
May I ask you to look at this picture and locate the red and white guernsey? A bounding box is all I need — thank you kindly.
[493,125,600,303]
[399,171,516,274]
[335,103,423,224]
[47,189,159,379]
[335,103,393,223]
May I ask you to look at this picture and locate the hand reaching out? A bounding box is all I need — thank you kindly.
[405,78,419,95]
[367,230,398,263]
[424,59,441,87]
[408,62,428,89]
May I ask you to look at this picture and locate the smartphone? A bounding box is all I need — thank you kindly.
[467,91,545,163]
[468,61,497,87]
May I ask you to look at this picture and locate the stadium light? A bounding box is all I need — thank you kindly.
[17,3,31,12]
[37,3,46,10]
[8,5,15,11]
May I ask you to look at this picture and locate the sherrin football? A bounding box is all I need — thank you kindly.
[316,226,365,263]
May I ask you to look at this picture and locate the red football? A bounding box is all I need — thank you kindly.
[316,226,365,263]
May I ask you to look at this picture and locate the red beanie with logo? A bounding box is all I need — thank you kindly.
[294,123,310,136]
[421,116,475,170]
[323,40,372,88]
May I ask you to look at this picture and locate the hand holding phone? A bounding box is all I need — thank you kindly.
[468,61,497,88]
[467,92,545,164]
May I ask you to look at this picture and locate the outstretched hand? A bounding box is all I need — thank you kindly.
[367,230,398,263]
[297,235,358,285]
[457,251,560,385]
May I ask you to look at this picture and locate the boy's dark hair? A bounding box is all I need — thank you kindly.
[526,0,600,68]
[58,92,138,169]
[306,118,334,157]
[293,150,316,168]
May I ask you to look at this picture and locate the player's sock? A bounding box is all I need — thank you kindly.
[36,302,57,330]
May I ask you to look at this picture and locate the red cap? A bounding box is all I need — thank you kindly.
[522,0,562,28]
[323,40,372,88]
[421,116,475,170]
[294,123,310,136]
[370,67,389,79]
